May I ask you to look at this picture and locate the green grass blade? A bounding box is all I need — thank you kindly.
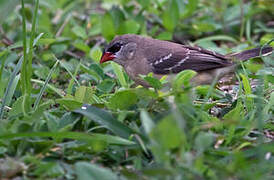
[193,35,238,45]
[33,59,59,110]
[80,63,102,81]
[5,74,20,107]
[20,0,40,97]
[245,18,252,43]
[20,0,28,94]
[0,131,135,146]
[201,75,218,111]
[27,0,39,85]
[240,73,253,112]
[31,79,64,98]
[0,57,23,120]
[0,52,7,84]
[67,62,81,95]
[33,33,44,47]
[59,59,80,87]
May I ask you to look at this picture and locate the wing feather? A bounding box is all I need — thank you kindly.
[149,46,233,74]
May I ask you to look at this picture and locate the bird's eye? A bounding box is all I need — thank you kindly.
[108,42,123,53]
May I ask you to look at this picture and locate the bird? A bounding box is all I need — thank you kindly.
[100,34,273,87]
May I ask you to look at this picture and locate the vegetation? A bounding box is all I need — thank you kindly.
[0,0,273,179]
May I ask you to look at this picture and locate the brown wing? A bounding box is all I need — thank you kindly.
[149,46,233,74]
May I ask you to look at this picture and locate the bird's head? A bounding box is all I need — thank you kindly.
[100,34,138,66]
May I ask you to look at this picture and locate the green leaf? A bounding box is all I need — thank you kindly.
[60,60,80,87]
[27,100,54,123]
[108,90,138,110]
[58,112,81,131]
[90,46,102,63]
[134,88,158,100]
[9,96,24,117]
[260,34,274,46]
[137,0,150,9]
[240,74,252,95]
[5,74,20,107]
[192,22,216,33]
[141,168,174,177]
[72,26,88,39]
[156,32,173,40]
[101,12,116,41]
[51,44,68,54]
[261,52,274,67]
[140,110,155,134]
[0,57,23,120]
[45,112,59,132]
[172,70,197,90]
[34,66,50,80]
[37,38,57,45]
[195,85,224,99]
[32,162,64,178]
[162,0,179,32]
[111,62,128,88]
[73,41,90,54]
[181,0,198,18]
[150,116,184,149]
[117,20,140,34]
[74,105,137,139]
[80,63,102,82]
[75,86,96,104]
[194,132,214,153]
[75,162,119,180]
[240,73,253,111]
[223,101,244,121]
[70,65,82,92]
[109,6,125,31]
[56,98,83,110]
[244,61,263,73]
[97,79,115,93]
[143,75,162,90]
[21,93,32,116]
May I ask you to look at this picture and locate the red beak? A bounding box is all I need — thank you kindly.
[100,52,116,64]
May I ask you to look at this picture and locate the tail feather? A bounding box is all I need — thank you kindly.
[228,46,273,61]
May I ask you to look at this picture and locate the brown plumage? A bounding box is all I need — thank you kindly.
[100,34,273,87]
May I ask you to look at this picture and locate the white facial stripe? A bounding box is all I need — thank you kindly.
[114,45,124,56]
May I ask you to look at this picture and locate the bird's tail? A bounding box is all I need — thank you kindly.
[227,46,273,61]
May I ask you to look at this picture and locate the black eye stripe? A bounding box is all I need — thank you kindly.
[107,42,123,53]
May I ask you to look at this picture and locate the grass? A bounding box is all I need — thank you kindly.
[0,0,273,179]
